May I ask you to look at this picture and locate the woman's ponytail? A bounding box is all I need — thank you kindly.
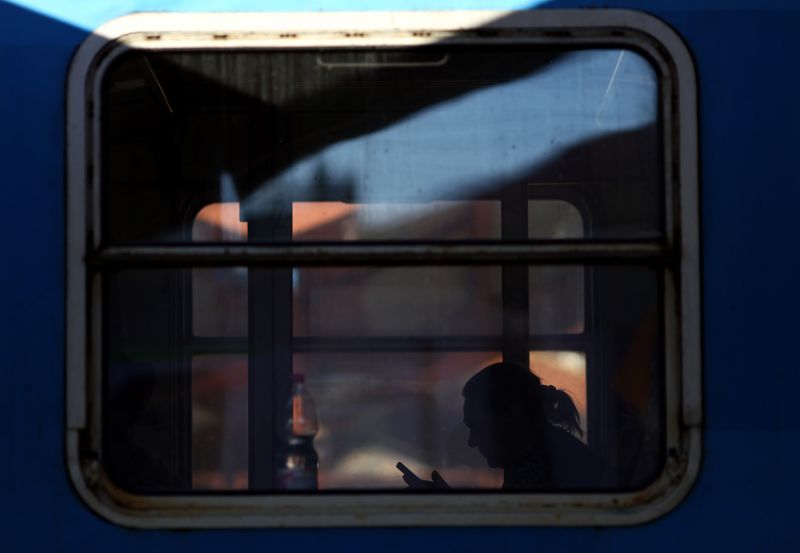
[541,385,583,438]
[463,362,584,438]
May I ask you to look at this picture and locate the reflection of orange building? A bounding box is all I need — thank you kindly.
[189,201,587,490]
[194,202,249,241]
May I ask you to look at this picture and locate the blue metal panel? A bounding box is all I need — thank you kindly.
[2,0,800,549]
[1,3,82,551]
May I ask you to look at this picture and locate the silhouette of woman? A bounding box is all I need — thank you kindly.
[399,362,606,490]
[462,362,606,489]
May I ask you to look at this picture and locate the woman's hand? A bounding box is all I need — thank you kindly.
[396,462,451,489]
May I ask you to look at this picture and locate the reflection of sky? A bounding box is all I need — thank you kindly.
[244,50,656,218]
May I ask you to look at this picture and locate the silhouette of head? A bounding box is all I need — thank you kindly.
[462,362,581,469]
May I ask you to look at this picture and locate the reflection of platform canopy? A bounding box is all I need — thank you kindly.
[104,44,660,243]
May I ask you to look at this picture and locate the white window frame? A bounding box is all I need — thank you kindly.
[66,10,700,528]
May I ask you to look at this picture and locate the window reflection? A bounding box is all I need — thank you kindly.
[192,267,247,337]
[104,48,660,243]
[530,351,588,440]
[530,266,584,334]
[528,200,585,334]
[293,201,500,241]
[102,43,664,494]
[295,351,503,489]
[243,51,657,222]
[193,202,248,242]
[191,355,248,490]
[293,266,502,337]
[105,264,661,492]
[528,199,583,239]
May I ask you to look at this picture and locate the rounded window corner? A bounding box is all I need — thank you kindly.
[616,424,702,526]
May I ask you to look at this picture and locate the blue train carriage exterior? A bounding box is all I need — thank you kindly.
[1,0,799,551]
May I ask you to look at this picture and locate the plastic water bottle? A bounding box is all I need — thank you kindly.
[276,373,319,490]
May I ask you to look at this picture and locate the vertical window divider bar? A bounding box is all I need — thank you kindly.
[248,222,277,490]
[501,183,531,369]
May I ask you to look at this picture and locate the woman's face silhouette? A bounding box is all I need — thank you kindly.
[463,395,505,468]
[464,391,539,469]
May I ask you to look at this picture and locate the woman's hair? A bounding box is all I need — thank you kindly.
[463,362,583,437]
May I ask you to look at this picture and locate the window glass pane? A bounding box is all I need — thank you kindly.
[189,203,586,338]
[104,270,191,492]
[527,201,585,334]
[192,355,248,490]
[528,200,583,239]
[102,48,660,244]
[192,205,248,336]
[192,267,248,337]
[530,266,584,334]
[104,265,662,494]
[293,201,500,241]
[193,203,248,242]
[294,266,502,337]
[296,351,503,489]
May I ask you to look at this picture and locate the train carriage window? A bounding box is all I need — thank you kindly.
[67,11,700,527]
